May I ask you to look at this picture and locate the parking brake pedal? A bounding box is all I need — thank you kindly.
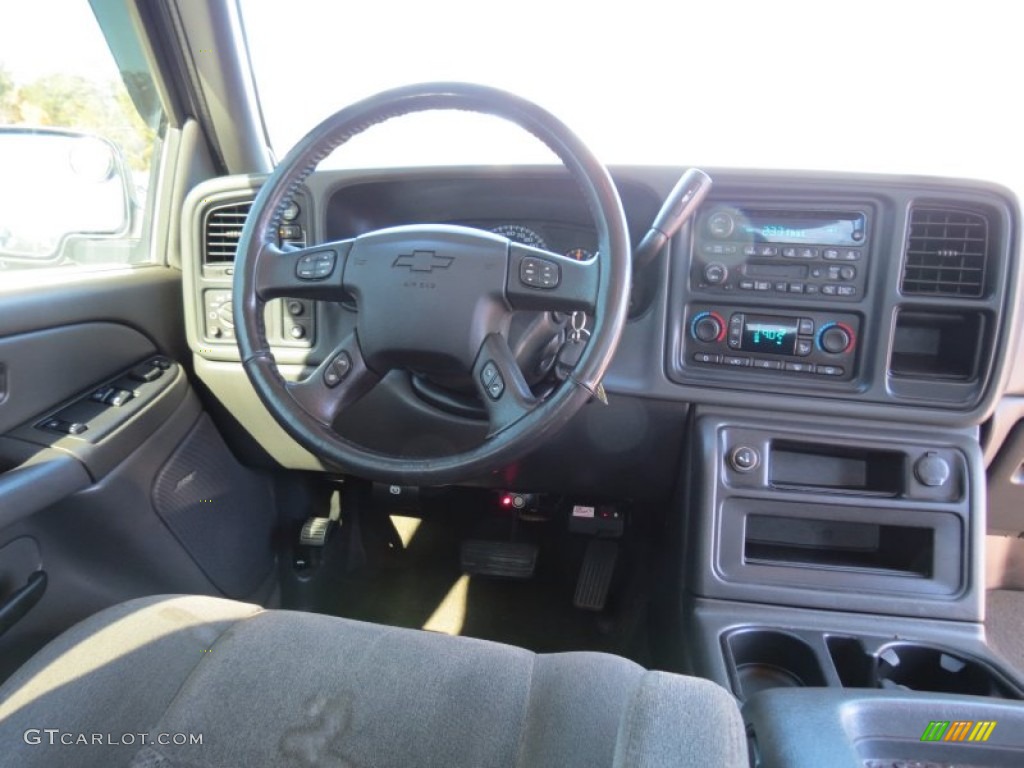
[574,539,618,611]
[298,489,342,547]
[461,540,537,579]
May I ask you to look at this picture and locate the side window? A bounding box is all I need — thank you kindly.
[0,1,164,271]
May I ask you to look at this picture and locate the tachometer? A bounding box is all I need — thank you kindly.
[490,224,548,250]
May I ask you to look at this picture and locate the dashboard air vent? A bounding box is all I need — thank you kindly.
[901,207,988,298]
[203,201,252,264]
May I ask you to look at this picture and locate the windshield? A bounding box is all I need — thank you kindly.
[242,0,1022,196]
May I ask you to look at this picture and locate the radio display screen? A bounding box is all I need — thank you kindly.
[741,315,799,355]
[740,211,865,245]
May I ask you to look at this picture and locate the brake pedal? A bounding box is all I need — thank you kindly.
[461,540,537,579]
[299,517,334,547]
[574,539,618,611]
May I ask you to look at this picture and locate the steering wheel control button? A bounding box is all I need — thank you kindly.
[323,352,353,388]
[296,250,336,280]
[519,257,560,289]
[729,446,760,473]
[480,360,499,387]
[486,373,505,400]
[915,453,951,487]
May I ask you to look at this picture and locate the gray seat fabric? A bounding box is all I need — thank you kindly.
[0,595,747,767]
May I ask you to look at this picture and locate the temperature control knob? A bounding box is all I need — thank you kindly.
[691,312,724,343]
[818,323,853,354]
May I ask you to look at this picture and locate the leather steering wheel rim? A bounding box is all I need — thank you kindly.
[234,82,630,486]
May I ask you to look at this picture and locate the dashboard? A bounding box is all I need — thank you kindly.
[180,165,1023,496]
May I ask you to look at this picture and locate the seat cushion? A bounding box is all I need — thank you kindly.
[0,595,746,767]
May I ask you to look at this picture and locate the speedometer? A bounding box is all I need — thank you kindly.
[490,224,548,250]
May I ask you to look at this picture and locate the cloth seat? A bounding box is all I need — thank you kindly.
[0,595,747,767]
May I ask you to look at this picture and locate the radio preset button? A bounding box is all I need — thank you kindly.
[774,281,788,292]
[823,248,840,260]
[842,250,862,261]
[788,282,805,293]
[759,246,779,257]
[798,247,818,259]
[693,352,722,364]
[754,281,770,291]
[816,365,845,376]
[784,362,815,373]
[804,284,820,294]
[739,280,754,290]
[782,247,798,258]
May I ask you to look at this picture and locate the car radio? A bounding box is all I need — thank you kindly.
[683,305,860,380]
[692,206,869,300]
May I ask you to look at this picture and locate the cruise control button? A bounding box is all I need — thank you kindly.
[486,375,505,400]
[296,250,336,280]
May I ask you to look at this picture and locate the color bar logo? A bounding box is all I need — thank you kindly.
[920,720,996,742]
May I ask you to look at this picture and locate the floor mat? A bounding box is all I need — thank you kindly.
[282,494,655,666]
[986,589,1024,673]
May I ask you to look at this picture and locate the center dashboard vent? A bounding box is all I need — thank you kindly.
[203,200,253,264]
[901,207,988,298]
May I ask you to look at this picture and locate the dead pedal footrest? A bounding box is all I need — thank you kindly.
[574,539,618,611]
[460,540,537,579]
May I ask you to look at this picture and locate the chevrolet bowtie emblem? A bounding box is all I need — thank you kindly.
[393,250,454,272]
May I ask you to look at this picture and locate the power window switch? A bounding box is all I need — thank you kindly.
[105,389,134,407]
[129,364,163,382]
[39,418,87,435]
[91,386,115,403]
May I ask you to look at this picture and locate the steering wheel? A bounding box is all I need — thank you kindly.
[234,83,630,486]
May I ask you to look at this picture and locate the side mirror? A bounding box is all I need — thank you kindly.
[0,127,132,263]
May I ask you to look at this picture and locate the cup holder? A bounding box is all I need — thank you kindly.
[875,643,1021,698]
[724,629,828,700]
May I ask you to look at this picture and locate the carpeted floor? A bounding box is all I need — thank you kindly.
[282,496,656,666]
[986,589,1024,673]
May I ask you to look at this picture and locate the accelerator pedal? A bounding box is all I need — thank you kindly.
[460,540,537,579]
[573,538,619,611]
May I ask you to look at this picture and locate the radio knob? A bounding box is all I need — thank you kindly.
[707,212,735,239]
[692,313,724,343]
[819,325,852,354]
[703,262,729,285]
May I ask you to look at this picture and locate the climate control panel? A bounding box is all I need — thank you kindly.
[683,305,859,380]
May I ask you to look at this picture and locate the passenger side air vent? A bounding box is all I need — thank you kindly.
[901,207,988,297]
[203,200,252,264]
